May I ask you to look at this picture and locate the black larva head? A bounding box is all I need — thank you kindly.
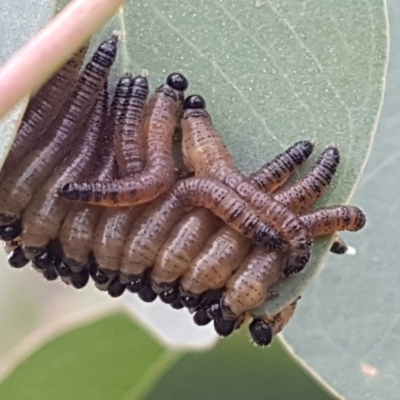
[249,318,273,346]
[193,309,212,326]
[133,75,149,89]
[8,247,29,269]
[108,279,126,297]
[166,73,188,91]
[183,95,206,110]
[0,219,22,241]
[71,269,90,289]
[214,318,235,337]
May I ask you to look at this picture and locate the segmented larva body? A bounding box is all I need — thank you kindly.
[114,74,148,177]
[59,73,188,207]
[0,36,118,226]
[151,140,313,292]
[180,95,311,273]
[90,75,151,291]
[220,205,365,319]
[174,145,339,297]
[57,75,131,272]
[1,43,89,173]
[20,85,109,260]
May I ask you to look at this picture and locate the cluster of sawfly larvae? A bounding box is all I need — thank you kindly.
[0,35,366,346]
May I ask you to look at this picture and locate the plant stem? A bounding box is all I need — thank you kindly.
[0,0,125,119]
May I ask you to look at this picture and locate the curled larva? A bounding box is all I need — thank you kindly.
[59,73,188,206]
[150,140,315,293]
[0,36,118,227]
[172,145,341,299]
[180,95,311,274]
[219,205,365,320]
[1,43,89,175]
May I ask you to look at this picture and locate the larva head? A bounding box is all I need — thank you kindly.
[8,247,29,269]
[0,219,22,241]
[157,73,188,102]
[167,73,188,91]
[70,269,90,289]
[249,318,273,346]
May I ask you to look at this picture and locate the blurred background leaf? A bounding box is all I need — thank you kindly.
[0,0,390,399]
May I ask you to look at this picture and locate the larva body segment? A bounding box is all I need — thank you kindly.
[0,36,118,226]
[90,75,150,287]
[92,205,144,278]
[151,208,222,289]
[115,75,149,177]
[221,247,284,319]
[152,141,315,296]
[120,175,281,282]
[119,195,186,280]
[57,76,132,271]
[2,44,89,172]
[178,145,341,296]
[273,146,340,214]
[180,95,311,273]
[249,301,298,346]
[21,86,109,259]
[179,226,252,295]
[59,73,188,206]
[300,205,366,237]
[220,205,366,319]
[250,140,315,193]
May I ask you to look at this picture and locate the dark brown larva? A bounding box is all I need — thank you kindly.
[1,43,89,175]
[0,36,118,227]
[21,85,109,260]
[57,74,131,272]
[114,73,149,177]
[180,95,311,274]
[58,73,188,206]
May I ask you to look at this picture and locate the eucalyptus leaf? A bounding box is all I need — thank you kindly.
[282,1,400,399]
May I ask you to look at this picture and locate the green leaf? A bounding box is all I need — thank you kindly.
[282,1,400,398]
[146,330,338,400]
[0,313,180,400]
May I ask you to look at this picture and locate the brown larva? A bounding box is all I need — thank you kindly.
[21,84,109,260]
[58,74,134,274]
[0,36,118,228]
[58,73,188,206]
[180,95,311,274]
[151,140,315,296]
[1,43,89,176]
[170,145,341,300]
